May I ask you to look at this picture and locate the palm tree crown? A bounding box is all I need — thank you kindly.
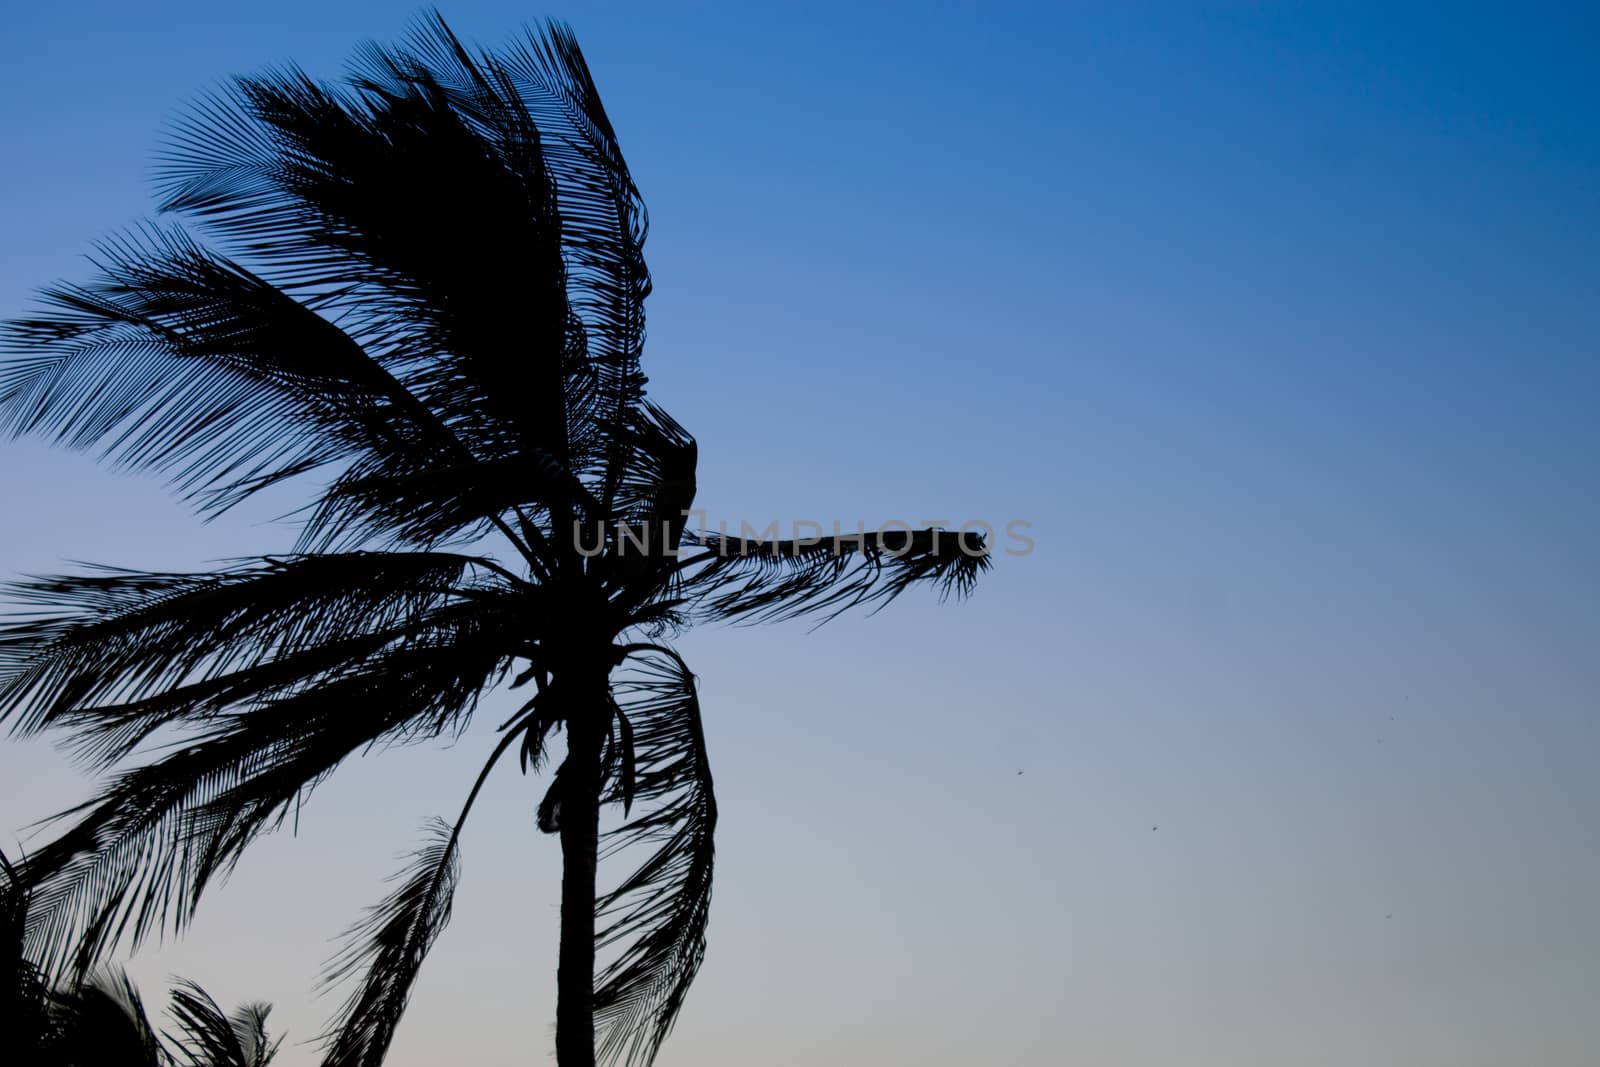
[0,13,987,1067]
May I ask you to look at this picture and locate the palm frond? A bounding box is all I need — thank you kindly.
[227,1002,280,1067]
[166,979,281,1067]
[51,967,166,1067]
[591,646,716,1067]
[0,551,495,743]
[349,13,653,499]
[152,16,639,518]
[318,825,454,1062]
[0,226,472,530]
[15,623,513,980]
[678,526,989,625]
[494,17,653,506]
[597,403,699,614]
[317,716,530,1067]
[317,819,457,1067]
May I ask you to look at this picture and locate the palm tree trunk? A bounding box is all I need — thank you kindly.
[556,707,603,1066]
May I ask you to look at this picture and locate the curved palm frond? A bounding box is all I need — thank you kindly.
[0,551,501,742]
[317,823,459,1067]
[318,714,531,1067]
[590,646,715,1067]
[0,226,523,548]
[598,402,699,619]
[369,15,655,515]
[496,19,653,510]
[167,979,281,1067]
[15,615,516,980]
[676,526,989,625]
[150,14,651,536]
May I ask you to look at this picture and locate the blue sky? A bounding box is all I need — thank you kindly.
[2,3,1597,1064]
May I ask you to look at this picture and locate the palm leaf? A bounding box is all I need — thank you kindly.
[166,979,281,1067]
[0,226,473,533]
[0,552,494,743]
[591,646,716,1067]
[679,526,989,624]
[15,620,514,980]
[153,17,634,519]
[317,822,457,1067]
[349,14,653,502]
[319,715,528,1067]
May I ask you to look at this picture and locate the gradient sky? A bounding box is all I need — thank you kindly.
[2,3,1597,1064]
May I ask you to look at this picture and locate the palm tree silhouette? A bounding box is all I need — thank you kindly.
[0,13,987,1067]
[4,850,281,1067]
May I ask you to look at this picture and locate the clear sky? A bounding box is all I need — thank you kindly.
[2,2,1597,1064]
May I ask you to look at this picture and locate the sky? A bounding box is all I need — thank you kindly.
[1,2,1597,1064]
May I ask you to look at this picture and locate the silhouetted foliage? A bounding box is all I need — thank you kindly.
[2,851,280,1067]
[0,12,986,1067]
[4,850,56,1065]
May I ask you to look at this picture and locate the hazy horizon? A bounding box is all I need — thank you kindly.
[2,3,1596,1065]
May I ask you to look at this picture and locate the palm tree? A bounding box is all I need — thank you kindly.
[0,12,988,1067]
[49,972,280,1067]
[4,850,281,1067]
[4,850,55,1065]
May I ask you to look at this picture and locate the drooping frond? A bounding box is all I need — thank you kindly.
[317,823,457,1067]
[364,14,657,510]
[166,979,281,1067]
[677,526,989,625]
[0,551,496,744]
[0,225,521,546]
[495,18,653,507]
[598,403,699,618]
[319,720,525,1067]
[14,619,515,980]
[371,14,653,500]
[162,65,575,469]
[591,646,716,1067]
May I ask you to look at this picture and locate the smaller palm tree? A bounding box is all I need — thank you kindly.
[3,849,281,1067]
[4,850,54,1064]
